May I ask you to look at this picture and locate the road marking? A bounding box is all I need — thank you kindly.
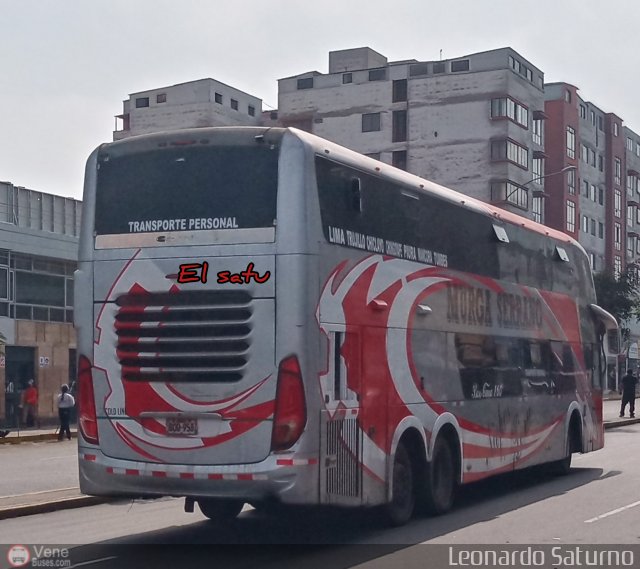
[41,455,72,460]
[584,500,640,523]
[69,556,118,568]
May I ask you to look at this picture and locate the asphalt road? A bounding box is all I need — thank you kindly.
[0,439,78,497]
[0,425,638,568]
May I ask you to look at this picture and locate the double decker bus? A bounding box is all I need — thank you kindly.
[75,127,617,526]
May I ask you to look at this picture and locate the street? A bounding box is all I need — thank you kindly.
[0,423,638,567]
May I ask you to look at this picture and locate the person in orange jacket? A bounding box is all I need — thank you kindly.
[23,379,39,428]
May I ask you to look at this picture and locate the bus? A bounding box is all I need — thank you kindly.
[75,126,617,526]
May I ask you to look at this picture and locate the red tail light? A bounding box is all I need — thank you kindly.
[271,355,307,451]
[78,355,99,445]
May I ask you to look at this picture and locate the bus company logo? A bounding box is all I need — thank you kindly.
[173,262,270,285]
[7,545,30,567]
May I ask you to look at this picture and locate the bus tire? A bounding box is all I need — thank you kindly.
[384,441,415,526]
[550,419,580,476]
[198,498,244,523]
[424,437,457,515]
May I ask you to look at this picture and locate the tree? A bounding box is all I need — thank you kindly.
[593,267,640,341]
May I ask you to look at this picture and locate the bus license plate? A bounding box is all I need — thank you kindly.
[166,417,198,436]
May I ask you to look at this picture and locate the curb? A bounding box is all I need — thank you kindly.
[0,432,77,445]
[604,417,640,429]
[0,495,112,521]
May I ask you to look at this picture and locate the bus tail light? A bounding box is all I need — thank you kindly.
[271,355,307,451]
[78,355,99,445]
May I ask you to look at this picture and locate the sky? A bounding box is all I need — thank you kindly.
[1,0,638,200]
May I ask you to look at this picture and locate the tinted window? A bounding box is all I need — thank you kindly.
[95,145,278,235]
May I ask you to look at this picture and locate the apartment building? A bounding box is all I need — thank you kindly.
[0,182,80,427]
[278,46,547,221]
[113,78,262,140]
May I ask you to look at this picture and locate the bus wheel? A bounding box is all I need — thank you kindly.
[550,421,579,476]
[384,442,415,526]
[198,498,244,523]
[424,437,456,515]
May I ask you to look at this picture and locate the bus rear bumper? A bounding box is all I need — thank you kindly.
[78,448,319,504]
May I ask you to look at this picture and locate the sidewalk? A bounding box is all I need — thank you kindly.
[0,426,77,444]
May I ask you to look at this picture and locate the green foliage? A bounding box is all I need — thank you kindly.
[593,268,640,341]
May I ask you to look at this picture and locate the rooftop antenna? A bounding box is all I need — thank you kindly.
[440,49,443,60]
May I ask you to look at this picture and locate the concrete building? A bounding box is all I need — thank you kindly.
[543,83,628,277]
[0,181,80,428]
[277,46,547,221]
[113,78,262,140]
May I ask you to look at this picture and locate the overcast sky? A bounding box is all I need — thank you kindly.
[0,0,636,200]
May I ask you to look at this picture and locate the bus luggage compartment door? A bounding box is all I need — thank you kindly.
[319,328,362,505]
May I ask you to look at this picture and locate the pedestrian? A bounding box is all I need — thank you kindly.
[23,379,39,428]
[57,384,75,441]
[619,369,638,418]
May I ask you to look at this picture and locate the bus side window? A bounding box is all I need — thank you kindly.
[350,178,362,213]
[549,341,564,372]
[584,343,601,389]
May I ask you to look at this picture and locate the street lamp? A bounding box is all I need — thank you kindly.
[502,164,576,206]
[523,164,577,194]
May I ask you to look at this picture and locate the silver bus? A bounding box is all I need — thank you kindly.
[75,127,616,526]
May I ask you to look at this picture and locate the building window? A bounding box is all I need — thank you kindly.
[615,158,622,185]
[599,187,604,205]
[490,139,529,169]
[591,218,596,236]
[581,144,588,163]
[490,97,528,128]
[215,92,223,104]
[297,77,314,90]
[628,205,634,227]
[615,189,622,217]
[636,142,640,157]
[156,93,167,104]
[362,113,381,132]
[368,68,386,81]
[248,105,255,117]
[230,99,238,111]
[590,110,596,125]
[491,181,528,210]
[567,169,576,195]
[392,110,407,142]
[599,222,604,239]
[579,105,586,119]
[614,256,622,278]
[342,73,352,84]
[627,137,634,151]
[365,152,381,160]
[583,180,589,197]
[532,157,543,182]
[433,61,446,74]
[590,184,596,202]
[598,154,604,172]
[532,196,542,223]
[392,150,407,170]
[566,201,576,232]
[614,223,622,250]
[451,59,470,72]
[532,118,543,145]
[613,122,619,136]
[565,90,572,103]
[392,79,408,102]
[135,97,149,108]
[566,126,576,159]
[582,215,588,233]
